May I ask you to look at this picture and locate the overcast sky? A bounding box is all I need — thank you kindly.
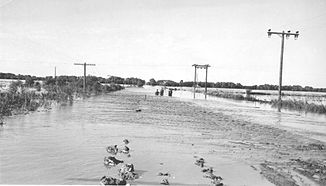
[1,0,326,87]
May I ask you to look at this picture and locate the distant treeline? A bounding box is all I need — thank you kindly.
[147,78,326,92]
[1,72,325,92]
[0,72,146,87]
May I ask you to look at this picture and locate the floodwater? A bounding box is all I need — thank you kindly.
[147,86,326,143]
[170,86,326,104]
[0,87,324,185]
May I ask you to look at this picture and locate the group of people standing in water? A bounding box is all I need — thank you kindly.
[155,87,173,97]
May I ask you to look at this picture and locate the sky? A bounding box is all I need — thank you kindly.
[1,0,326,87]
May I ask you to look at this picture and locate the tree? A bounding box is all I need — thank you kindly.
[137,79,145,87]
[44,77,56,86]
[148,78,157,86]
[179,80,183,86]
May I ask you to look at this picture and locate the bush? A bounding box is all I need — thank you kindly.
[34,82,41,91]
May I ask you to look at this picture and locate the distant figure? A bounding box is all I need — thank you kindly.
[168,89,173,97]
[155,89,159,96]
[160,88,164,96]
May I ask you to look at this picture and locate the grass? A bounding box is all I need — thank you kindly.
[0,81,124,118]
[197,89,269,103]
[271,99,326,114]
[194,89,326,114]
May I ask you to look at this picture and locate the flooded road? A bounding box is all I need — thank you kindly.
[147,86,326,143]
[0,87,324,185]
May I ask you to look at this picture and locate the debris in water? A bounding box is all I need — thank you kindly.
[121,163,134,172]
[106,145,118,155]
[119,146,130,154]
[135,109,142,112]
[213,182,223,186]
[202,167,213,174]
[250,165,257,171]
[157,172,170,176]
[101,140,135,185]
[100,176,127,185]
[104,156,124,168]
[205,174,223,186]
[195,158,205,167]
[204,173,222,180]
[160,178,170,185]
[119,164,139,180]
[123,139,129,145]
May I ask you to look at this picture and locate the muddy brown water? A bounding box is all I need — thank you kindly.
[0,87,316,185]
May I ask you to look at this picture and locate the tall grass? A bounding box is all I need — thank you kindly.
[197,89,268,103]
[194,88,326,114]
[0,81,124,119]
[271,99,326,114]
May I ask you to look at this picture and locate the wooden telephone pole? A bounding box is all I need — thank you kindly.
[192,64,210,99]
[54,66,56,79]
[267,29,299,112]
[74,62,96,94]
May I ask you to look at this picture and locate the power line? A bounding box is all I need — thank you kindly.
[192,64,210,99]
[74,62,96,94]
[267,29,299,112]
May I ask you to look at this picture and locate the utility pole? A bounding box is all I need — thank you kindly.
[205,66,208,99]
[54,66,57,79]
[267,29,299,112]
[74,62,96,94]
[192,64,210,99]
[193,65,197,99]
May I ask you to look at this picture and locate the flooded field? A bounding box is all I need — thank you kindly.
[171,87,326,105]
[0,87,325,185]
[146,86,326,143]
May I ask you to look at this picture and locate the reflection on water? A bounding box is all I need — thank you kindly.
[275,112,282,126]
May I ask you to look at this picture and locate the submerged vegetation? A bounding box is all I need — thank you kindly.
[271,99,326,114]
[194,89,326,114]
[196,89,269,103]
[204,90,265,103]
[0,75,125,120]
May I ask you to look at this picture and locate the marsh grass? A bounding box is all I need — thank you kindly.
[194,89,326,114]
[196,89,268,103]
[271,99,326,114]
[0,81,124,118]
